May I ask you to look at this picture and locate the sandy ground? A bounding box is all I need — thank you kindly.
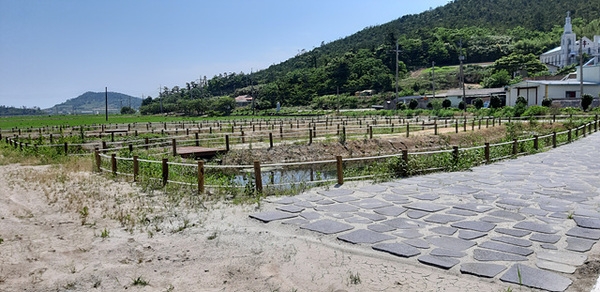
[0,162,595,292]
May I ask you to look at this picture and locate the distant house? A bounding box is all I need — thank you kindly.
[234,95,253,106]
[355,90,376,97]
[435,88,507,107]
[507,64,600,106]
[373,96,425,110]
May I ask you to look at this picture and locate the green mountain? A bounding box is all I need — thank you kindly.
[47,91,142,114]
[141,0,600,115]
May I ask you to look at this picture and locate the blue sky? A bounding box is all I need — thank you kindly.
[0,0,449,108]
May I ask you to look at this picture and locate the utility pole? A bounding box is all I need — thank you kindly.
[459,39,466,111]
[580,38,584,98]
[251,69,256,116]
[432,61,436,99]
[159,86,163,114]
[105,87,108,121]
[394,42,400,101]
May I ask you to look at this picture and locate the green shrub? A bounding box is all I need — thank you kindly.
[408,99,419,110]
[490,96,502,109]
[442,99,452,108]
[541,98,552,107]
[522,105,548,116]
[474,98,484,109]
[582,94,594,111]
[458,101,466,110]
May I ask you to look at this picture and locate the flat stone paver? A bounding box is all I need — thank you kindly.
[500,264,572,292]
[250,132,600,292]
[460,263,506,278]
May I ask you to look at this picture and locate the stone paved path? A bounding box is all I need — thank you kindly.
[251,133,600,292]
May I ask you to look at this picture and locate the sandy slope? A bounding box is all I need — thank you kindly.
[0,163,575,292]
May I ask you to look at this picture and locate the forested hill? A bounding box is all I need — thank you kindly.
[140,0,600,115]
[47,91,142,114]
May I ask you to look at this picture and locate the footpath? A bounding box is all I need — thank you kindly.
[251,132,600,292]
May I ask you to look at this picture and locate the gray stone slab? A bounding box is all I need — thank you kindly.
[315,204,359,213]
[458,230,487,240]
[479,241,533,256]
[249,210,298,223]
[381,194,411,204]
[337,229,395,244]
[514,221,557,234]
[411,193,440,201]
[495,228,531,237]
[446,208,478,216]
[314,199,335,205]
[331,195,359,203]
[473,249,528,261]
[367,224,396,233]
[372,242,420,258]
[406,210,429,219]
[325,212,354,219]
[271,196,300,204]
[393,229,422,239]
[430,248,466,258]
[351,198,393,209]
[540,204,572,213]
[299,211,321,220]
[373,206,407,217]
[573,216,600,229]
[297,193,323,202]
[519,207,550,217]
[418,255,460,269]
[530,233,561,244]
[537,250,587,266]
[536,260,577,274]
[565,237,596,253]
[383,218,428,229]
[491,236,532,247]
[358,185,387,193]
[356,211,386,222]
[480,216,512,223]
[318,188,354,197]
[487,210,526,221]
[549,212,569,219]
[429,226,457,235]
[424,214,465,224]
[454,203,494,213]
[276,205,305,213]
[497,198,531,207]
[403,238,430,249]
[294,201,314,208]
[541,244,558,250]
[426,236,476,251]
[451,221,496,232]
[282,218,309,225]
[574,208,600,218]
[566,226,600,240]
[500,264,572,292]
[344,217,372,224]
[404,202,447,212]
[460,263,506,278]
[300,219,354,235]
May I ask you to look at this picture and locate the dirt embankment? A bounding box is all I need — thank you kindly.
[222,127,509,165]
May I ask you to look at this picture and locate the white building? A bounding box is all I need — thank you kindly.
[539,12,600,70]
[507,65,600,106]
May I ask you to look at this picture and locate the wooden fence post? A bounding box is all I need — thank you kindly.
[309,129,313,145]
[197,160,204,194]
[225,135,230,151]
[253,161,263,193]
[406,123,410,137]
[111,154,117,175]
[463,119,467,132]
[172,139,177,156]
[434,123,438,135]
[95,149,101,172]
[269,133,273,148]
[552,132,557,148]
[568,129,572,143]
[512,139,518,156]
[162,158,168,186]
[402,149,409,165]
[369,126,373,139]
[452,146,459,165]
[128,143,133,152]
[133,156,139,182]
[455,121,458,133]
[195,133,199,146]
[534,135,539,150]
[484,143,490,164]
[583,124,587,137]
[336,156,344,185]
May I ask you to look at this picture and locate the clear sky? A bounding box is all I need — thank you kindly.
[0,0,449,109]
